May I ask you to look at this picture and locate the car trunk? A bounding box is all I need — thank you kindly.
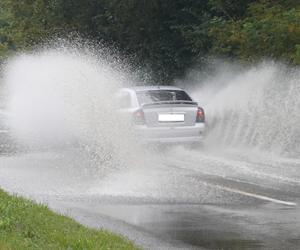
[142,102,198,127]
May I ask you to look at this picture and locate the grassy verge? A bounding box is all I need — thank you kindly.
[0,188,138,250]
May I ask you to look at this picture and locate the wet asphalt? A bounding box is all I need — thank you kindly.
[0,148,300,249]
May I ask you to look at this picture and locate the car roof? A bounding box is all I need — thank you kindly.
[125,85,183,92]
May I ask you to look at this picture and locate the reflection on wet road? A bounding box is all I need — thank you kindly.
[1,147,300,249]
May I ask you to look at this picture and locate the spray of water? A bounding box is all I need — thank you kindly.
[2,44,300,203]
[188,62,300,158]
[3,43,299,174]
[3,45,144,168]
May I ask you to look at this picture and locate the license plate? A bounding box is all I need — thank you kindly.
[158,113,184,122]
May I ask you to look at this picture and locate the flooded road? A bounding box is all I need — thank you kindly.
[1,147,299,249]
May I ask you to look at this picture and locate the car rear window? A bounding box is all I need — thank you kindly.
[136,90,192,105]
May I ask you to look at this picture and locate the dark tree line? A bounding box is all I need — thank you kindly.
[0,0,299,83]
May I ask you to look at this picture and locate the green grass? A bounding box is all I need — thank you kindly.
[0,188,139,250]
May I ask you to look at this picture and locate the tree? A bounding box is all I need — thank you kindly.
[209,0,300,64]
[0,0,299,82]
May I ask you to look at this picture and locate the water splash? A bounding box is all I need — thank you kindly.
[3,45,142,168]
[189,62,300,158]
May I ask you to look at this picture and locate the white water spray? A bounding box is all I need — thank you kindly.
[3,47,142,168]
[3,48,300,167]
[189,62,300,158]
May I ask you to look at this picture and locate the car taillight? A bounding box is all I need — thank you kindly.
[133,109,145,125]
[196,107,205,123]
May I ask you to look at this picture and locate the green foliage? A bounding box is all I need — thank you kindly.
[93,0,211,83]
[0,188,138,249]
[208,0,256,19]
[0,0,299,82]
[209,1,300,64]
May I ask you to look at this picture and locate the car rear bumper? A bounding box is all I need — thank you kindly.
[134,123,205,144]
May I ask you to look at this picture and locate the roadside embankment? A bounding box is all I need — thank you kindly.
[0,188,138,250]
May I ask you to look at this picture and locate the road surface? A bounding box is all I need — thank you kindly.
[0,147,300,249]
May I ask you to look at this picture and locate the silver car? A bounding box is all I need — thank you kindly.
[116,86,205,144]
